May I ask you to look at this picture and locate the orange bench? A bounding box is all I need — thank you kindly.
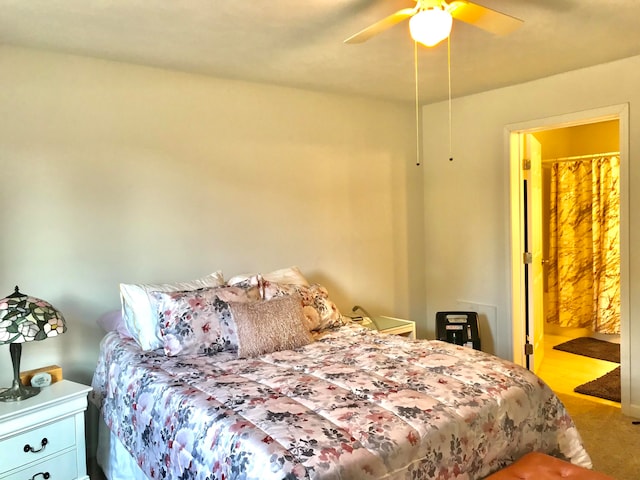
[485,452,614,480]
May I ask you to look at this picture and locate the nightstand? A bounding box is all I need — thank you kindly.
[0,379,92,480]
[365,316,416,339]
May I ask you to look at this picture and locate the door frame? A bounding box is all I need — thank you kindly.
[504,103,630,410]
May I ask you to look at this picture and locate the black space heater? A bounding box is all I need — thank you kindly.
[436,311,481,351]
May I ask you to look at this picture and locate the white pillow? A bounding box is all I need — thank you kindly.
[120,271,224,351]
[227,266,309,288]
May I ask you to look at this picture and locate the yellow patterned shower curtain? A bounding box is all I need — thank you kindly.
[546,155,620,334]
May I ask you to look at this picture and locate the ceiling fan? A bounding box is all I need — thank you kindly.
[344,0,523,47]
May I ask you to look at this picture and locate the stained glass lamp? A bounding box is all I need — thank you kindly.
[0,286,66,402]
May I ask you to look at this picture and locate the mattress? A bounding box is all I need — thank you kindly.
[91,324,591,480]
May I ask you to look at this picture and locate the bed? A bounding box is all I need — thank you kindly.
[90,268,592,480]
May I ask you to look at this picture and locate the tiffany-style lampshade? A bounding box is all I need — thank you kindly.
[0,286,66,402]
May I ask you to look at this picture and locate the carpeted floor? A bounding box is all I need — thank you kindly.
[557,393,640,479]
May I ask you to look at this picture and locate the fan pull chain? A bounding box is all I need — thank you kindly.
[448,36,453,162]
[414,40,420,166]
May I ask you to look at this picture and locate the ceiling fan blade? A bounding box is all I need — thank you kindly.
[448,1,522,36]
[344,7,417,44]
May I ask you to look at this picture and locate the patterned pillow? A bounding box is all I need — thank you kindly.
[119,271,225,351]
[229,295,313,358]
[153,285,259,356]
[262,282,344,332]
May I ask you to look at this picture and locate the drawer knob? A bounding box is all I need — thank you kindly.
[23,437,48,453]
[30,473,50,480]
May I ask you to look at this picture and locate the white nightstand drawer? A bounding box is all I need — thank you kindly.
[3,449,77,480]
[1,415,75,473]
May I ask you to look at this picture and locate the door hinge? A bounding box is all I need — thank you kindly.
[522,158,531,170]
[524,343,533,356]
[523,252,532,264]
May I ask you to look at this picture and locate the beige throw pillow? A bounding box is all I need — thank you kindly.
[230,295,313,358]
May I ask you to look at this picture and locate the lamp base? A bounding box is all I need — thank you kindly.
[0,379,40,402]
[0,342,41,402]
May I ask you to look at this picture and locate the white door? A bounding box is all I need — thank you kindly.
[524,134,544,373]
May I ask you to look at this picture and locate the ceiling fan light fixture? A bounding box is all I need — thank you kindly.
[409,7,453,47]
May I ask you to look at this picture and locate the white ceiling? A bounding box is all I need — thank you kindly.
[1,0,640,104]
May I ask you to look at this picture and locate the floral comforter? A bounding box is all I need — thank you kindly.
[91,324,591,480]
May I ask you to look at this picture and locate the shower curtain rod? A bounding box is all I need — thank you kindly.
[541,151,620,164]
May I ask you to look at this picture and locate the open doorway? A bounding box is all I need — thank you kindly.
[506,104,630,411]
[536,121,621,407]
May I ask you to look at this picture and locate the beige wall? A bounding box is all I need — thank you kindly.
[0,45,424,386]
[5,44,639,414]
[422,55,640,415]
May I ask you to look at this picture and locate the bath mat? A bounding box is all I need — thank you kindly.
[574,367,621,403]
[552,337,620,363]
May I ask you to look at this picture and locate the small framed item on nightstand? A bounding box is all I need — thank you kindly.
[0,380,92,480]
[20,365,64,387]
